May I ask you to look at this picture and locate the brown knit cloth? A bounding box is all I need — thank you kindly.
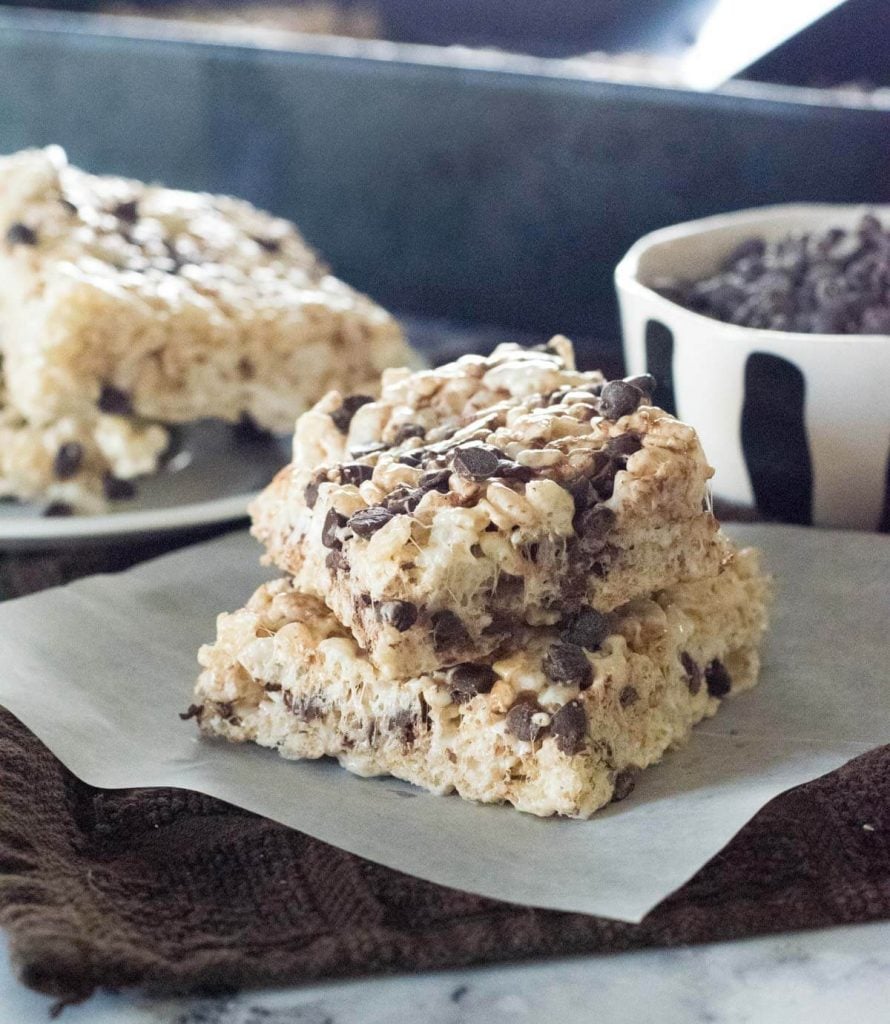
[1,708,889,1007]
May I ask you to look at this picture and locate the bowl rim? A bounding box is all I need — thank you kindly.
[614,202,890,345]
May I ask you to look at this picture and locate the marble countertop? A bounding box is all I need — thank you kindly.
[4,921,889,1024]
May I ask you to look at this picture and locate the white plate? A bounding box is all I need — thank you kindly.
[0,420,291,549]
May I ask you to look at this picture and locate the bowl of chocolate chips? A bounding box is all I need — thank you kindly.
[615,205,890,531]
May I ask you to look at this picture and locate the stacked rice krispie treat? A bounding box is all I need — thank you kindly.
[192,339,770,817]
[0,146,411,512]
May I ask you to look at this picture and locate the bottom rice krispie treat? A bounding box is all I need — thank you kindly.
[191,545,770,818]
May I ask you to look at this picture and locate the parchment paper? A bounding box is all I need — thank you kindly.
[0,524,887,923]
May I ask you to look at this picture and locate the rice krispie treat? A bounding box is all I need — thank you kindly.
[0,146,410,433]
[0,372,169,514]
[252,339,724,676]
[191,546,769,818]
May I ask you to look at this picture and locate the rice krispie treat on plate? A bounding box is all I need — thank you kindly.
[252,339,725,676]
[192,545,769,818]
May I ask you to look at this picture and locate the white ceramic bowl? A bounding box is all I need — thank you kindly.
[615,204,890,531]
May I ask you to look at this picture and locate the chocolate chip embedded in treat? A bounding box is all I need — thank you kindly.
[321,508,347,548]
[253,235,281,253]
[43,502,74,518]
[325,549,349,572]
[397,450,425,468]
[599,380,645,420]
[505,696,547,742]
[452,445,501,480]
[543,642,593,689]
[392,422,426,445]
[432,610,470,651]
[350,442,387,459]
[179,703,204,721]
[623,374,656,400]
[573,504,616,541]
[705,659,732,697]
[567,477,597,514]
[449,663,498,703]
[378,600,418,632]
[493,572,524,599]
[385,488,424,515]
[339,463,373,486]
[419,469,451,493]
[5,222,37,246]
[611,769,636,803]
[604,433,643,461]
[680,651,702,695]
[112,199,139,223]
[53,442,84,480]
[347,505,395,538]
[389,709,418,745]
[561,608,609,650]
[331,394,374,434]
[303,471,326,509]
[619,685,639,708]
[494,460,534,483]
[97,383,133,416]
[103,473,137,501]
[551,699,588,754]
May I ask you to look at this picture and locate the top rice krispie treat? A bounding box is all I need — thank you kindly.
[252,339,725,676]
[0,147,410,434]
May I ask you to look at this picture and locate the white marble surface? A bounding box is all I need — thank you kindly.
[4,922,890,1023]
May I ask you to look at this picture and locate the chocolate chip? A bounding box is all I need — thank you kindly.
[384,487,424,514]
[551,699,588,754]
[6,222,37,246]
[263,682,282,692]
[347,506,394,538]
[350,442,387,458]
[599,380,644,420]
[604,433,643,461]
[419,469,451,493]
[331,395,373,434]
[321,508,347,548]
[432,610,470,651]
[589,459,619,501]
[179,703,204,721]
[340,463,373,486]
[43,501,74,517]
[389,709,417,745]
[378,600,418,632]
[623,374,656,399]
[611,769,636,802]
[505,696,546,742]
[392,422,425,445]
[573,505,616,541]
[567,477,597,514]
[103,473,137,501]
[53,442,84,480]
[561,608,609,650]
[303,471,326,509]
[112,199,139,223]
[325,549,349,572]
[543,642,592,689]
[680,652,702,695]
[253,235,281,253]
[493,572,524,599]
[97,383,133,416]
[705,659,732,697]
[619,685,639,708]
[452,445,501,480]
[450,663,497,703]
[494,460,534,483]
[397,450,425,467]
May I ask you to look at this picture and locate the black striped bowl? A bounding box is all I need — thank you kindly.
[615,205,890,531]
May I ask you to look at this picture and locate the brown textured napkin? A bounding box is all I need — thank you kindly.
[1,706,889,1007]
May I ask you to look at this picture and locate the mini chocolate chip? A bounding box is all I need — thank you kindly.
[385,488,424,514]
[264,682,282,692]
[419,469,451,493]
[392,422,426,445]
[611,769,636,802]
[623,373,656,399]
[599,380,644,420]
[53,442,84,480]
[325,549,349,572]
[562,608,610,650]
[97,383,133,416]
[450,663,498,703]
[350,442,387,458]
[567,477,597,513]
[389,709,417,745]
[493,572,524,599]
[340,463,373,486]
[179,703,204,721]
[378,600,418,632]
[452,445,501,480]
[103,473,137,501]
[605,433,643,461]
[543,642,593,689]
[589,458,619,501]
[680,652,702,695]
[619,685,639,708]
[303,471,326,509]
[397,450,425,467]
[347,506,394,538]
[44,501,74,517]
[552,699,588,754]
[112,199,139,223]
[331,395,373,434]
[253,235,281,253]
[573,505,616,540]
[505,696,546,742]
[6,222,37,245]
[432,610,470,651]
[321,508,347,548]
[494,460,534,482]
[705,659,732,697]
